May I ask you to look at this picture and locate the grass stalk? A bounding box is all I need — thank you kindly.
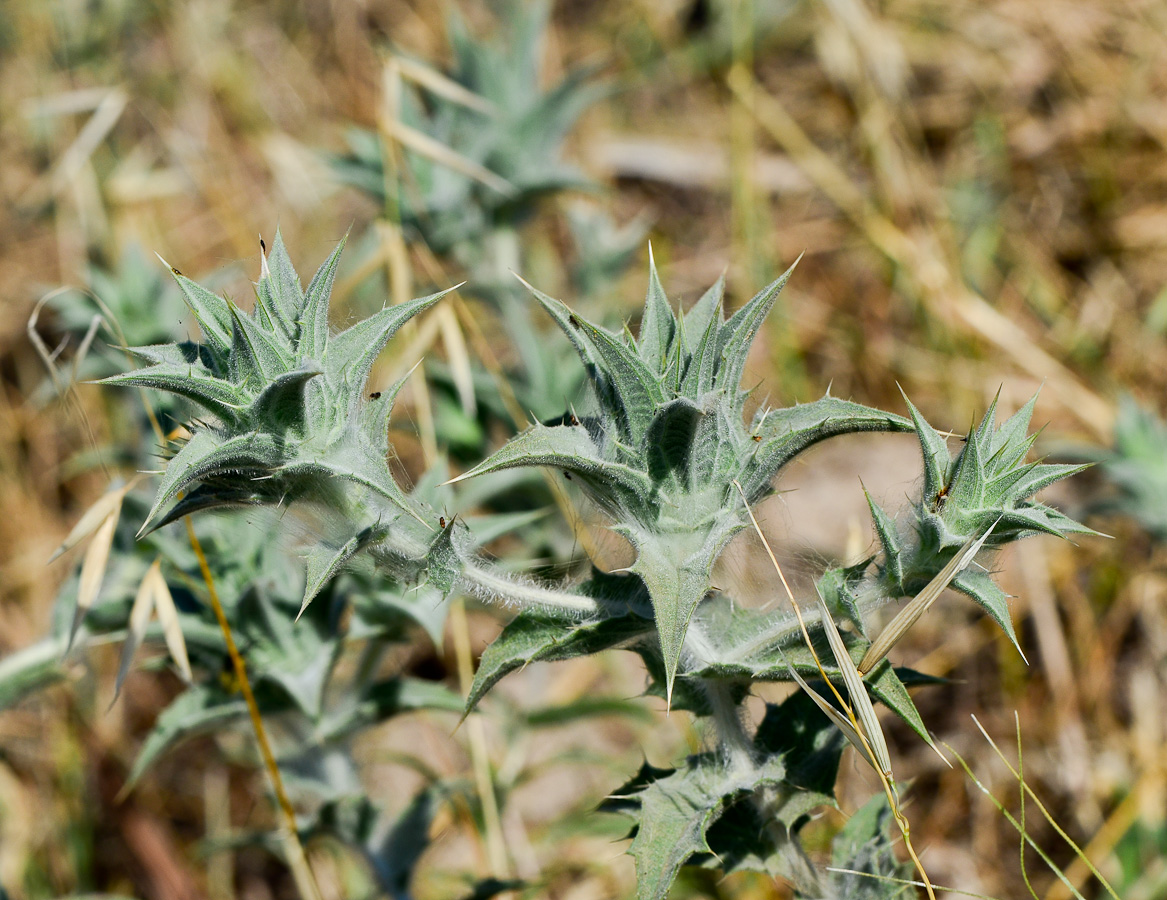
[184,517,324,900]
[450,596,512,880]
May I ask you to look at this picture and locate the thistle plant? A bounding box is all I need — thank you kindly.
[25,230,1094,899]
[454,257,915,701]
[454,261,1092,898]
[97,232,609,626]
[13,487,469,896]
[332,0,601,266]
[861,393,1092,655]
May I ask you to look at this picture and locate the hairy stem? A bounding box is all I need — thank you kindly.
[460,559,604,618]
[703,677,756,773]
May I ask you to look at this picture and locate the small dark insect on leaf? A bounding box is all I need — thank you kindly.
[171,267,183,277]
[569,413,580,426]
[568,314,581,328]
[751,434,762,442]
[439,516,446,529]
[369,392,382,400]
[563,471,572,480]
[935,484,949,510]
[260,238,267,254]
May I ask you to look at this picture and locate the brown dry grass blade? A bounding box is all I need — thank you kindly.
[112,558,160,705]
[70,508,120,651]
[50,475,142,563]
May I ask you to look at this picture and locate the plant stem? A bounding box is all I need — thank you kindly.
[703,677,756,773]
[461,559,603,617]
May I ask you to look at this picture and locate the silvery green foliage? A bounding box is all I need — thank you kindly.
[331,0,601,261]
[98,232,460,616]
[17,482,465,896]
[455,262,1091,900]
[1092,396,1167,539]
[601,690,845,898]
[49,231,1092,900]
[456,259,913,697]
[55,244,189,374]
[100,232,444,532]
[95,233,617,630]
[864,392,1092,649]
[822,794,912,900]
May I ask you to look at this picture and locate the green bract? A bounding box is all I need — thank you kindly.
[454,257,914,699]
[866,392,1093,648]
[101,232,446,534]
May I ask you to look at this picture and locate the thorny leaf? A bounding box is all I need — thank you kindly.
[463,260,912,700]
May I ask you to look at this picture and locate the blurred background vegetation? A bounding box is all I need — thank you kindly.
[3,0,1167,897]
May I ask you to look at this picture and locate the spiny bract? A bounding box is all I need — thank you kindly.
[454,255,913,699]
[100,232,447,537]
[866,391,1093,648]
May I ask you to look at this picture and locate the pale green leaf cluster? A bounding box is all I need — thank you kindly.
[865,392,1093,648]
[101,232,445,534]
[1093,396,1167,538]
[331,1,601,260]
[456,259,912,697]
[600,690,846,900]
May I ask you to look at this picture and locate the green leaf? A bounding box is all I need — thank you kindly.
[0,636,67,710]
[952,568,1021,653]
[326,289,449,411]
[99,364,244,424]
[299,235,347,361]
[229,302,295,382]
[452,423,655,518]
[999,462,1091,501]
[678,281,724,397]
[143,430,282,532]
[946,413,985,508]
[572,316,663,442]
[627,523,742,706]
[172,271,234,353]
[989,391,1038,466]
[742,397,913,500]
[644,398,702,485]
[250,366,322,433]
[466,611,654,713]
[125,685,248,790]
[901,393,949,500]
[637,250,675,371]
[300,533,366,618]
[828,794,912,899]
[602,750,787,900]
[265,229,306,326]
[680,275,724,357]
[754,690,845,828]
[865,660,931,745]
[717,260,796,407]
[865,493,902,587]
